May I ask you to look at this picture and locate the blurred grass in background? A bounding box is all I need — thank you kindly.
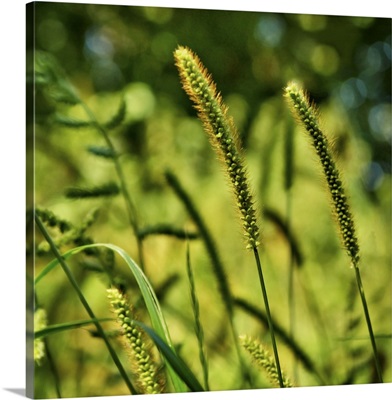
[27,3,391,398]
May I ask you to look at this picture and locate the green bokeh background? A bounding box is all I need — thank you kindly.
[27,2,391,398]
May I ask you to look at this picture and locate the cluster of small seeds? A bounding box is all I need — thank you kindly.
[107,288,163,394]
[34,308,48,366]
[174,46,260,249]
[240,335,292,388]
[284,83,359,264]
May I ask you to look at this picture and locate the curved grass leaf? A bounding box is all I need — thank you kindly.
[133,319,204,392]
[35,217,137,394]
[35,243,187,393]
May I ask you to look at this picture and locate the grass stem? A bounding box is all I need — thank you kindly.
[353,262,383,383]
[252,247,284,388]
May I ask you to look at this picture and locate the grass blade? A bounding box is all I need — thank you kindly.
[35,215,137,395]
[35,241,187,393]
[186,243,209,390]
[133,320,204,392]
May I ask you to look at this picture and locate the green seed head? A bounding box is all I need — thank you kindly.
[174,46,260,249]
[34,308,48,366]
[240,335,292,388]
[107,287,165,394]
[284,82,360,265]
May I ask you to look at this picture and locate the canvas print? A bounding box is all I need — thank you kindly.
[26,1,391,398]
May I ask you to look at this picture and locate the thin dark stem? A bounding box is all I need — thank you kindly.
[353,263,383,383]
[35,214,138,395]
[286,193,299,383]
[252,247,284,388]
[44,338,62,398]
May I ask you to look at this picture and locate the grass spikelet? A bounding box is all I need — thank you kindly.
[36,208,100,255]
[174,46,284,388]
[107,287,165,394]
[34,308,48,366]
[35,208,71,233]
[284,81,383,383]
[174,46,259,250]
[65,182,120,199]
[87,145,117,159]
[240,335,293,388]
[284,82,359,266]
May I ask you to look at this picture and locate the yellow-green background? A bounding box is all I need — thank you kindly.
[27,3,391,398]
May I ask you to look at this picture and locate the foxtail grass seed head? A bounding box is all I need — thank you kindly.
[34,308,48,366]
[284,82,360,265]
[107,288,165,394]
[174,46,259,249]
[240,335,292,388]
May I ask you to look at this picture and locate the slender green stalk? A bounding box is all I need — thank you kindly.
[44,337,62,398]
[35,214,138,395]
[284,81,383,383]
[253,248,284,388]
[174,45,283,387]
[186,243,209,390]
[284,121,298,381]
[353,262,383,382]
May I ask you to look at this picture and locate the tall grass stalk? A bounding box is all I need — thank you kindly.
[186,243,210,390]
[284,120,298,381]
[174,46,284,387]
[284,81,383,383]
[252,248,284,388]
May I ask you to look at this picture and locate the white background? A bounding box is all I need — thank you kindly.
[0,0,391,399]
